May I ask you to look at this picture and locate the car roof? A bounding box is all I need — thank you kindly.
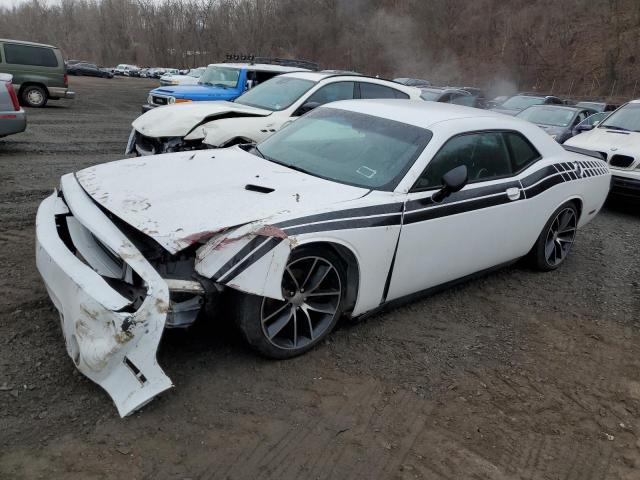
[208,63,306,73]
[421,86,470,95]
[523,104,586,112]
[324,99,506,129]
[628,99,640,104]
[0,38,57,49]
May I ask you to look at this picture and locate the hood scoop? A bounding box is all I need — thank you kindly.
[245,184,275,194]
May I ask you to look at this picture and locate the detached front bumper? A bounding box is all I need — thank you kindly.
[35,174,172,417]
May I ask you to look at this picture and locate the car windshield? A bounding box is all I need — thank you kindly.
[235,76,315,111]
[198,66,240,88]
[598,103,640,132]
[420,89,442,101]
[500,95,546,110]
[517,106,575,127]
[189,68,205,78]
[581,112,607,126]
[255,107,433,190]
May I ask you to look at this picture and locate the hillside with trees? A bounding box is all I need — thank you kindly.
[1,0,639,98]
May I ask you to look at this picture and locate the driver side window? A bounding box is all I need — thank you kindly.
[413,132,512,190]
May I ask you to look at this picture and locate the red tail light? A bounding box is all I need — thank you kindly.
[5,81,20,111]
[64,73,68,87]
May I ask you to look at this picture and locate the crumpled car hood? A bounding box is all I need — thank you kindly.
[132,101,272,138]
[75,147,368,254]
[565,127,640,153]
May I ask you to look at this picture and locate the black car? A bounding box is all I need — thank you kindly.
[68,62,113,78]
[516,105,598,143]
[394,77,431,88]
[491,93,565,116]
[575,101,619,113]
[420,86,486,108]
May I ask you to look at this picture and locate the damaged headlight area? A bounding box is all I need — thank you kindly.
[35,174,219,416]
[126,129,208,156]
[58,196,213,329]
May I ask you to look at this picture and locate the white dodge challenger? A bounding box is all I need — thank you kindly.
[36,101,611,416]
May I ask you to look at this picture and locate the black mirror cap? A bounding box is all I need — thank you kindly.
[432,165,468,202]
[576,124,595,132]
[442,165,468,192]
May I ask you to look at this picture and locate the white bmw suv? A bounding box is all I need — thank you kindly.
[126,71,422,156]
[565,100,640,197]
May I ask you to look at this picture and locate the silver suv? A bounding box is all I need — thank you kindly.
[0,73,26,138]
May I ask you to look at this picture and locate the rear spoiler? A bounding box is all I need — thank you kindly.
[562,145,605,160]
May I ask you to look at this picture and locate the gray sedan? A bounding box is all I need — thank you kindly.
[516,105,597,143]
[0,73,26,138]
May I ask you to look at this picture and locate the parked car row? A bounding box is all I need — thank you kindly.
[159,67,206,86]
[67,62,113,78]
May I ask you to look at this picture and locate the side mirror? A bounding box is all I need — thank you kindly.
[295,101,321,116]
[432,165,468,202]
[575,124,594,133]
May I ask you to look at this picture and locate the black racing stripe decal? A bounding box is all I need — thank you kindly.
[520,165,558,188]
[212,235,268,282]
[284,214,401,235]
[404,193,510,224]
[271,162,607,239]
[405,180,520,212]
[523,173,564,198]
[223,237,283,283]
[275,203,403,229]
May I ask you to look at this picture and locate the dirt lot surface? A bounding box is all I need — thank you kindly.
[0,76,639,480]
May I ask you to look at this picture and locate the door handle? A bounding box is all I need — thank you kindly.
[506,187,521,201]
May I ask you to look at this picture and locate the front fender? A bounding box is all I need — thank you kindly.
[200,117,270,146]
[194,223,293,300]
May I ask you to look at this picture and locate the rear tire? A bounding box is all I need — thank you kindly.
[530,202,578,271]
[21,85,48,108]
[234,246,347,359]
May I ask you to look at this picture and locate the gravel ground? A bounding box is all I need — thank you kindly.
[0,76,639,480]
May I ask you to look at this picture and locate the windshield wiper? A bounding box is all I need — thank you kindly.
[602,124,631,131]
[264,156,313,176]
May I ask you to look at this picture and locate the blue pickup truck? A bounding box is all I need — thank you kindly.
[142,59,317,112]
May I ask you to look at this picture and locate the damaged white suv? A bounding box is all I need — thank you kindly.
[125,71,422,155]
[37,101,609,416]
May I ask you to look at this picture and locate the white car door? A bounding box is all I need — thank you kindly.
[386,130,540,301]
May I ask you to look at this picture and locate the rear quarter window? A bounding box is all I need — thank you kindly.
[4,44,58,67]
[504,131,541,171]
[359,82,409,99]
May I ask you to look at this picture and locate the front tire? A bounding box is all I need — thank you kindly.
[21,85,48,107]
[531,202,578,271]
[234,246,347,359]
